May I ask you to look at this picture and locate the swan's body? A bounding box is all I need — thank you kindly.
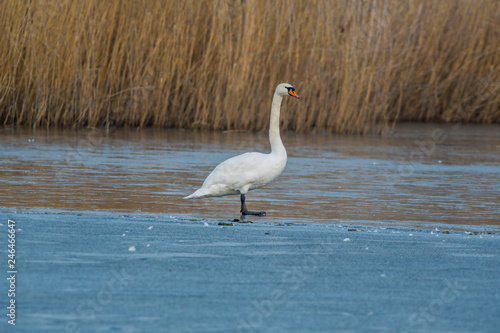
[184,83,299,215]
[185,151,287,198]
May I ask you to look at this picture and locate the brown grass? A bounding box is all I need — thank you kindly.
[1,0,499,133]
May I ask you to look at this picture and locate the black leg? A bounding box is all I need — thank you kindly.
[240,194,266,216]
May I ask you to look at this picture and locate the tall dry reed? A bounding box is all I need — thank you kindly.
[1,0,499,133]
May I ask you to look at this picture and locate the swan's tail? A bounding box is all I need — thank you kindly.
[183,189,204,199]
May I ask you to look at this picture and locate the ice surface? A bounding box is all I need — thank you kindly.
[0,209,498,333]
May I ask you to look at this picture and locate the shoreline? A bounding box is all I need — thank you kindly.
[3,207,500,234]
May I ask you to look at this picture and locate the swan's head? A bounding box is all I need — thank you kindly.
[276,83,299,99]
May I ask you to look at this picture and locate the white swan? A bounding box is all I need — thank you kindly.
[184,83,299,216]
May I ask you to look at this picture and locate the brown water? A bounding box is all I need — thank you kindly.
[1,124,499,229]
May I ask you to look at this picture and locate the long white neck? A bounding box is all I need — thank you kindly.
[269,92,286,156]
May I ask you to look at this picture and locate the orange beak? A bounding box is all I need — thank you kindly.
[289,91,300,99]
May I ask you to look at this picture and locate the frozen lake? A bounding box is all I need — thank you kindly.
[1,125,499,332]
[1,124,499,227]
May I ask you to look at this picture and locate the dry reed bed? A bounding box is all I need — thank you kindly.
[1,0,499,133]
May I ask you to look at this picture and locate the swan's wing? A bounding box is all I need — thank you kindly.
[188,150,286,198]
[202,152,268,187]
